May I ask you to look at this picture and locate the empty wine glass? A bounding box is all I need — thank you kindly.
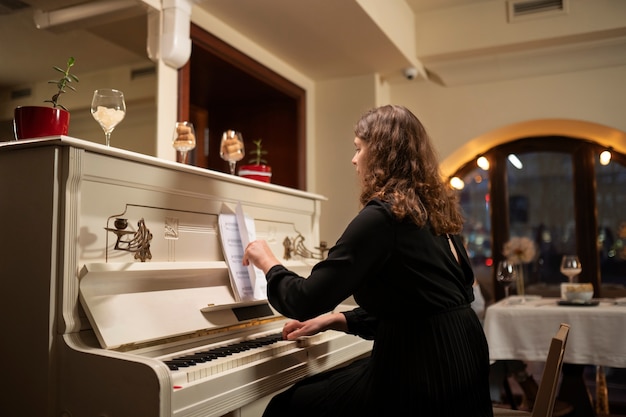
[91,88,126,146]
[496,260,517,303]
[560,255,582,283]
[172,122,196,164]
[220,130,245,174]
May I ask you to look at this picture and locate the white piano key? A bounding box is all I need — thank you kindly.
[168,331,333,386]
[173,339,293,383]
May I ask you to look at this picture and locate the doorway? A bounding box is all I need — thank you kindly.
[179,24,306,190]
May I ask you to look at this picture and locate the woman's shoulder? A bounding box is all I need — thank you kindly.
[362,199,421,229]
[363,198,391,211]
[360,199,395,220]
[343,199,396,237]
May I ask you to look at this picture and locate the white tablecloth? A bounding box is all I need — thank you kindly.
[483,297,626,368]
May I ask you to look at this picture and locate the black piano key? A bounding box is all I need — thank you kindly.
[168,359,197,367]
[207,348,233,356]
[165,331,286,367]
[164,362,180,370]
[182,355,208,363]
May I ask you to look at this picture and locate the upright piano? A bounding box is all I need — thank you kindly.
[0,137,372,417]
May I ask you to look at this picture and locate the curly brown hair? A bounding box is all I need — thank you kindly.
[354,105,464,235]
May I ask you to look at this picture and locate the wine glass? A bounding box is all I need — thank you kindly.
[496,260,517,303]
[172,122,196,164]
[560,255,582,283]
[91,88,126,147]
[220,130,245,174]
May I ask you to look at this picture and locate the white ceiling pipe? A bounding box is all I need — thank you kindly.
[33,0,139,30]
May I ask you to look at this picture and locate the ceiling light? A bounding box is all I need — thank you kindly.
[450,177,465,190]
[477,156,490,170]
[599,149,612,166]
[507,154,523,169]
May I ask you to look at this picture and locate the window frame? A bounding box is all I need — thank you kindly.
[453,137,624,299]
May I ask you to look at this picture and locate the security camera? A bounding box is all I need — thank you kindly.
[403,67,418,80]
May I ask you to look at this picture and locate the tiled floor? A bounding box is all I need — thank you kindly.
[583,366,626,416]
[497,363,626,416]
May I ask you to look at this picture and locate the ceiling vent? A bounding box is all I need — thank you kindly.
[10,87,31,100]
[0,0,29,15]
[508,0,569,22]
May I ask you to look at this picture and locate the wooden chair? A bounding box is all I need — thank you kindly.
[493,323,571,417]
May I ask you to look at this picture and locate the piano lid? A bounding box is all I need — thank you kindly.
[79,262,281,350]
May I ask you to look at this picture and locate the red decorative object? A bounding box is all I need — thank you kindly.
[14,106,70,139]
[238,164,272,183]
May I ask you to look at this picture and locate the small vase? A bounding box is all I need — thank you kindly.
[238,164,272,183]
[515,263,526,301]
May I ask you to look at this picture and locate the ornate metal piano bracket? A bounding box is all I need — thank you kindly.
[105,218,153,262]
[283,232,328,261]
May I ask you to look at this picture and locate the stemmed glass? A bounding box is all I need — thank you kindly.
[91,89,126,147]
[560,255,582,283]
[220,130,245,174]
[496,260,518,303]
[172,122,196,164]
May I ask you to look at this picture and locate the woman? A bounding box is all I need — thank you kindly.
[243,105,493,416]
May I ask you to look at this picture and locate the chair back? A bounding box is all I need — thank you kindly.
[532,323,570,417]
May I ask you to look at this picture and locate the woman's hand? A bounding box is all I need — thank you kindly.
[243,239,281,274]
[282,313,348,340]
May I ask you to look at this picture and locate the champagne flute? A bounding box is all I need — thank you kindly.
[220,130,245,174]
[560,255,582,283]
[496,260,517,303]
[91,89,126,147]
[172,122,196,164]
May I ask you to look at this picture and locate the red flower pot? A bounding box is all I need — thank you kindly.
[238,164,272,183]
[13,106,70,140]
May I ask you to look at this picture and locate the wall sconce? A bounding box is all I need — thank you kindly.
[147,0,193,69]
[105,218,153,262]
[283,233,328,260]
[599,148,612,166]
[476,156,490,170]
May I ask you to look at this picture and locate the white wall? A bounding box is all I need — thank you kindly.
[314,74,378,246]
[388,64,626,175]
[1,62,158,153]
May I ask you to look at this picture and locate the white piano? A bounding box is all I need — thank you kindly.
[0,137,372,417]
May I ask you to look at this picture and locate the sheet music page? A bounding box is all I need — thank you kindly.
[218,209,254,301]
[236,202,267,300]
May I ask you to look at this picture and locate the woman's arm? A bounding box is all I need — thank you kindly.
[246,202,394,321]
[282,312,348,340]
[282,307,378,341]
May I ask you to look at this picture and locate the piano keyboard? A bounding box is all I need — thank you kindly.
[164,331,330,387]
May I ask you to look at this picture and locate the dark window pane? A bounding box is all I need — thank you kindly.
[506,152,577,289]
[596,154,626,295]
[459,167,493,300]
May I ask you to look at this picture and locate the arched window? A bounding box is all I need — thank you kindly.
[452,137,626,302]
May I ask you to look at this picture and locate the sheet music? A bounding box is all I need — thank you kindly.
[218,210,254,301]
[236,203,267,300]
[218,203,267,302]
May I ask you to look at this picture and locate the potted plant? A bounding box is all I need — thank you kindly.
[14,57,79,140]
[238,138,272,183]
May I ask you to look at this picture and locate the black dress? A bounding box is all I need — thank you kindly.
[262,199,493,417]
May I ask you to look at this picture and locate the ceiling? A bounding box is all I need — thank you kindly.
[1,0,625,91]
